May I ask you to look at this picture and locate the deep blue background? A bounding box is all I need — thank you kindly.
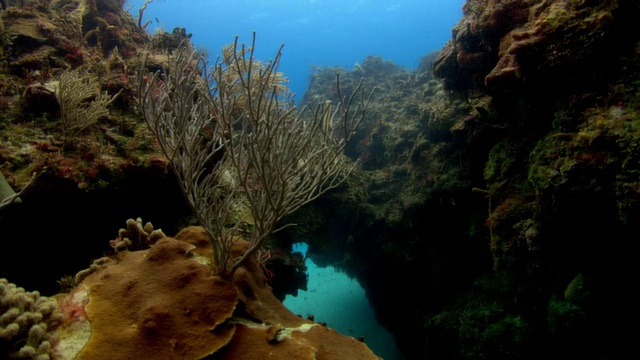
[126,0,464,100]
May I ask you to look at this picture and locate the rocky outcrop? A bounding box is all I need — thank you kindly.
[297,1,640,359]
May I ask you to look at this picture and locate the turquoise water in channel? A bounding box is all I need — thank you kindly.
[283,243,406,360]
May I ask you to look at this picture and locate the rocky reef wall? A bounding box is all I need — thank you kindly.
[291,0,640,359]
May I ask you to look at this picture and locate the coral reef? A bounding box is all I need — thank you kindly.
[1,2,326,357]
[0,0,198,295]
[294,1,640,359]
[289,51,490,358]
[109,217,166,251]
[47,225,380,359]
[1,278,63,359]
[0,0,169,194]
[2,0,638,359]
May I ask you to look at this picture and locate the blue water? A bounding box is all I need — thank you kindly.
[283,243,406,360]
[126,0,464,100]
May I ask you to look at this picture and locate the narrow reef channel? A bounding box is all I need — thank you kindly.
[283,243,406,360]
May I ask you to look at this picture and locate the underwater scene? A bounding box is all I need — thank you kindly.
[1,0,639,359]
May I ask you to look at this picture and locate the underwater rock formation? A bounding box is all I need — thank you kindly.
[294,1,640,359]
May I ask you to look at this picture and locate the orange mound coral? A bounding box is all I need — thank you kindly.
[216,322,379,360]
[54,237,239,360]
[217,321,379,360]
[51,226,381,359]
